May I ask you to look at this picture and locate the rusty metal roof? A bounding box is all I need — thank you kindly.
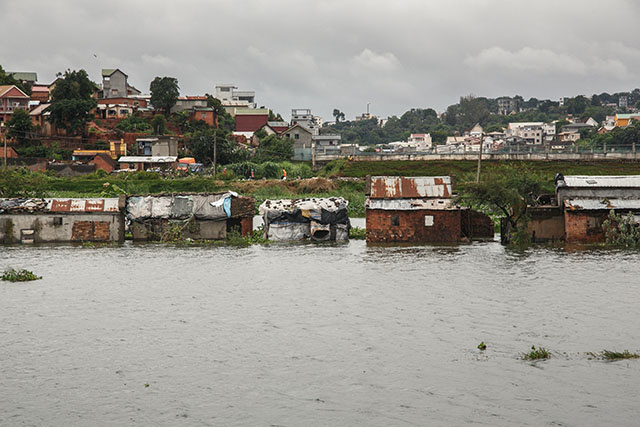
[564,198,640,211]
[559,176,640,188]
[0,198,120,214]
[369,176,453,199]
[47,198,120,213]
[366,198,455,210]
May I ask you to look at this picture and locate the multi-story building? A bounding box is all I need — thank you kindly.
[100,69,141,99]
[507,122,555,145]
[497,97,520,115]
[0,85,30,123]
[215,84,256,108]
[290,109,319,135]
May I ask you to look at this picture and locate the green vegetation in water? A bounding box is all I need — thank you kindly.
[226,225,268,247]
[349,226,366,240]
[1,268,42,282]
[591,350,640,360]
[522,346,550,360]
[602,211,640,248]
[477,341,487,351]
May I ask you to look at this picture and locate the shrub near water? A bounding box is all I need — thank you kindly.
[522,346,550,360]
[1,268,42,282]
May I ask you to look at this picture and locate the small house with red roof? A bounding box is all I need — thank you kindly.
[0,85,30,122]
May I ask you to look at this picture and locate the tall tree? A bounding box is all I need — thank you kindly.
[47,69,98,135]
[150,76,179,115]
[205,94,235,131]
[253,134,294,162]
[6,108,33,144]
[0,65,31,95]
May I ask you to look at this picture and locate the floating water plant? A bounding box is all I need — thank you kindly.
[1,268,42,282]
[349,226,366,240]
[600,350,639,360]
[523,345,550,360]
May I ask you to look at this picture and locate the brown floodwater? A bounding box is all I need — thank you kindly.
[1,241,639,426]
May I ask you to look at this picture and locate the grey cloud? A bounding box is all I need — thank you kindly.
[1,0,639,121]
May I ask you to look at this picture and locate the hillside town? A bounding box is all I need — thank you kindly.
[2,66,640,176]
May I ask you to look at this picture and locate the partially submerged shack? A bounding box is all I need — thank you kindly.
[528,174,640,244]
[0,197,125,243]
[259,198,350,241]
[365,176,493,243]
[127,192,255,241]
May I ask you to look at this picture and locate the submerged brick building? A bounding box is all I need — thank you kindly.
[365,176,493,244]
[527,175,640,244]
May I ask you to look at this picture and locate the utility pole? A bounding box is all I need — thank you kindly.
[213,130,217,179]
[476,136,483,183]
[2,122,6,171]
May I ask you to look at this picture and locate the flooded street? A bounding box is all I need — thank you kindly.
[1,241,639,426]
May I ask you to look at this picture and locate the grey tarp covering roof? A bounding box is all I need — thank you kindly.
[259,197,350,241]
[127,192,238,221]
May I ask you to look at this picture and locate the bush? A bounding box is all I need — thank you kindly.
[603,210,640,247]
[1,268,42,282]
[522,346,550,360]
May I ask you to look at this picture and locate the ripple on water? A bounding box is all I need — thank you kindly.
[1,241,639,426]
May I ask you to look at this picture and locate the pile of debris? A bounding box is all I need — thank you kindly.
[259,197,350,241]
[0,198,48,214]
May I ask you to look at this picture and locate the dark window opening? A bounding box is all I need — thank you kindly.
[391,216,400,226]
[53,217,63,226]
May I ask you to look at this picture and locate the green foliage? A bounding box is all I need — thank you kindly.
[205,95,235,132]
[187,128,247,165]
[47,69,98,135]
[254,135,294,162]
[151,114,167,135]
[6,108,33,144]
[581,121,640,149]
[603,210,640,247]
[15,142,72,160]
[115,114,151,133]
[1,268,42,282]
[349,226,366,240]
[600,350,639,360]
[226,225,268,246]
[523,346,550,360]
[459,164,545,246]
[150,76,179,114]
[0,65,31,94]
[477,341,487,351]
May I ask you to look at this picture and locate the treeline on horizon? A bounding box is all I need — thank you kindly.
[324,90,640,147]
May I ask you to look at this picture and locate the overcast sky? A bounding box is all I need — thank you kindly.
[2,0,640,121]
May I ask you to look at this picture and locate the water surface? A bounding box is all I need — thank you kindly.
[1,242,639,426]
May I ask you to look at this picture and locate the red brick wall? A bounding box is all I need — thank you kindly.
[235,114,268,132]
[190,110,216,127]
[564,211,607,243]
[71,221,110,241]
[90,155,115,173]
[366,209,462,243]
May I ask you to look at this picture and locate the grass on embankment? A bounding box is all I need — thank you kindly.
[323,158,640,181]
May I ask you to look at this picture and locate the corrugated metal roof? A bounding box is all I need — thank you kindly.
[564,198,640,211]
[369,176,453,199]
[48,199,120,213]
[0,198,120,214]
[366,198,455,211]
[8,72,37,81]
[560,176,640,188]
[118,156,177,163]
